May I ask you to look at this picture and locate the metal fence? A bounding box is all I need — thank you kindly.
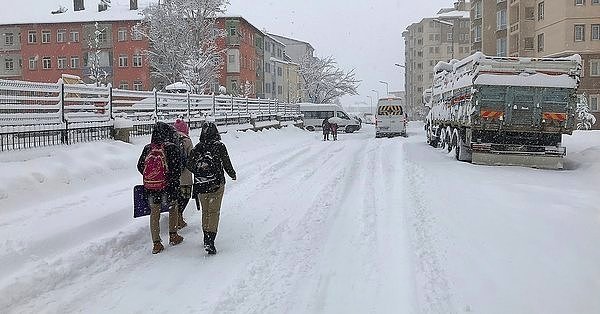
[0,79,302,152]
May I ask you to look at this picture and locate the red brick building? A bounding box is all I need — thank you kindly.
[0,0,151,90]
[215,16,264,98]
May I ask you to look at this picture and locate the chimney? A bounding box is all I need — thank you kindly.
[130,0,138,10]
[74,0,85,11]
[98,2,108,12]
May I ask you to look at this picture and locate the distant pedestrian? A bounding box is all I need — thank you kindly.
[137,121,184,254]
[329,118,339,141]
[187,122,236,255]
[174,119,193,229]
[322,117,331,141]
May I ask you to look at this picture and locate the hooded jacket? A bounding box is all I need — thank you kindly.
[187,122,236,186]
[137,122,183,193]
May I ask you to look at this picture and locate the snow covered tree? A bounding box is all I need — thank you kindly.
[239,80,254,98]
[87,22,109,87]
[299,55,360,104]
[140,0,228,92]
[576,94,597,130]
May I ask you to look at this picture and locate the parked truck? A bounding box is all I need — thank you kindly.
[424,52,581,169]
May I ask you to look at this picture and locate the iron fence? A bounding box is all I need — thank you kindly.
[0,78,302,151]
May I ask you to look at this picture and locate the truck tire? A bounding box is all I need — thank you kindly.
[345,125,355,133]
[455,131,472,162]
[306,126,315,132]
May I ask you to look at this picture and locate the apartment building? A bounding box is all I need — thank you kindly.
[473,0,600,127]
[215,16,264,98]
[403,1,471,114]
[0,0,151,90]
[268,34,314,102]
[263,34,286,100]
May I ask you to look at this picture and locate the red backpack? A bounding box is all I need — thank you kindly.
[143,144,169,190]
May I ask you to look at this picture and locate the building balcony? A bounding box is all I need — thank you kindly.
[510,22,519,34]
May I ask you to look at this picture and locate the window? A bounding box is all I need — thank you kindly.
[41,30,51,43]
[118,28,127,41]
[447,33,452,41]
[265,62,271,73]
[277,85,283,95]
[538,2,544,20]
[97,29,107,43]
[42,57,51,69]
[593,24,600,40]
[447,46,453,54]
[119,54,128,67]
[119,81,129,90]
[496,38,507,57]
[575,25,585,41]
[575,0,584,5]
[5,58,14,71]
[265,82,271,93]
[133,54,142,67]
[277,67,282,76]
[228,54,235,63]
[590,95,599,112]
[70,31,79,42]
[132,27,143,40]
[133,80,143,91]
[590,59,600,76]
[28,31,37,44]
[28,57,36,70]
[57,57,66,69]
[537,33,544,52]
[497,10,507,30]
[473,25,482,42]
[5,33,14,46]
[70,56,80,69]
[57,29,66,43]
[229,27,236,36]
[593,0,600,4]
[473,1,482,18]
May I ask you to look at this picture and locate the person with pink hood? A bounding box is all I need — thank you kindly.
[174,118,194,228]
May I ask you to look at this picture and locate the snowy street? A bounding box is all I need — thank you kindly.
[1,123,600,313]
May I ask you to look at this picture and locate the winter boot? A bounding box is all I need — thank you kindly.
[205,231,217,255]
[152,241,164,254]
[169,232,184,246]
[178,215,187,229]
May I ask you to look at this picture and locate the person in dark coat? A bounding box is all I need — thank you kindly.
[322,117,331,141]
[329,118,339,141]
[137,121,184,254]
[187,122,236,254]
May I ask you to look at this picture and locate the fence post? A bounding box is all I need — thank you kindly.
[246,97,249,114]
[187,92,191,122]
[212,93,216,116]
[108,83,113,120]
[154,90,158,122]
[59,80,68,144]
[268,99,271,116]
[231,94,234,114]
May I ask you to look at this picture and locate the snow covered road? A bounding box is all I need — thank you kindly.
[1,123,600,313]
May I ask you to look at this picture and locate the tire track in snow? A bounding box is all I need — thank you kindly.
[402,149,455,314]
[211,140,367,313]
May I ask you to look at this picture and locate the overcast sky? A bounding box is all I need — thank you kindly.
[227,0,455,105]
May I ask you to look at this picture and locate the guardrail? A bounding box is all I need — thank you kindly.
[0,78,302,152]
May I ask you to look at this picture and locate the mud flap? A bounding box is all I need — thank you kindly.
[472,152,564,170]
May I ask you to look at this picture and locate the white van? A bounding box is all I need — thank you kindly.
[299,103,361,133]
[375,98,407,137]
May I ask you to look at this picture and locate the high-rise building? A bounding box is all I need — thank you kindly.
[403,1,471,116]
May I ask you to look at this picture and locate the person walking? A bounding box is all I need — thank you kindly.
[187,122,236,255]
[137,121,184,254]
[329,118,339,141]
[174,119,193,229]
[322,117,331,141]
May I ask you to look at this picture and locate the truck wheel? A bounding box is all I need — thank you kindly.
[306,126,315,132]
[455,132,472,162]
[345,125,355,133]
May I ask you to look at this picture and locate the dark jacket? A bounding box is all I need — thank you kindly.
[137,122,183,194]
[322,118,331,132]
[187,122,236,185]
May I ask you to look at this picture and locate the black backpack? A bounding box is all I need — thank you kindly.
[190,146,221,194]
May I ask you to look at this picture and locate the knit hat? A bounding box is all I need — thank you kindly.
[174,119,189,135]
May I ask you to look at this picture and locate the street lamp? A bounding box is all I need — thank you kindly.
[367,95,373,114]
[379,80,389,96]
[371,89,380,100]
[432,18,455,60]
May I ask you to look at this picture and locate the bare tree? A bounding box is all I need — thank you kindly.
[298,55,360,104]
[577,93,597,130]
[88,22,109,87]
[140,0,228,92]
[239,80,253,98]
